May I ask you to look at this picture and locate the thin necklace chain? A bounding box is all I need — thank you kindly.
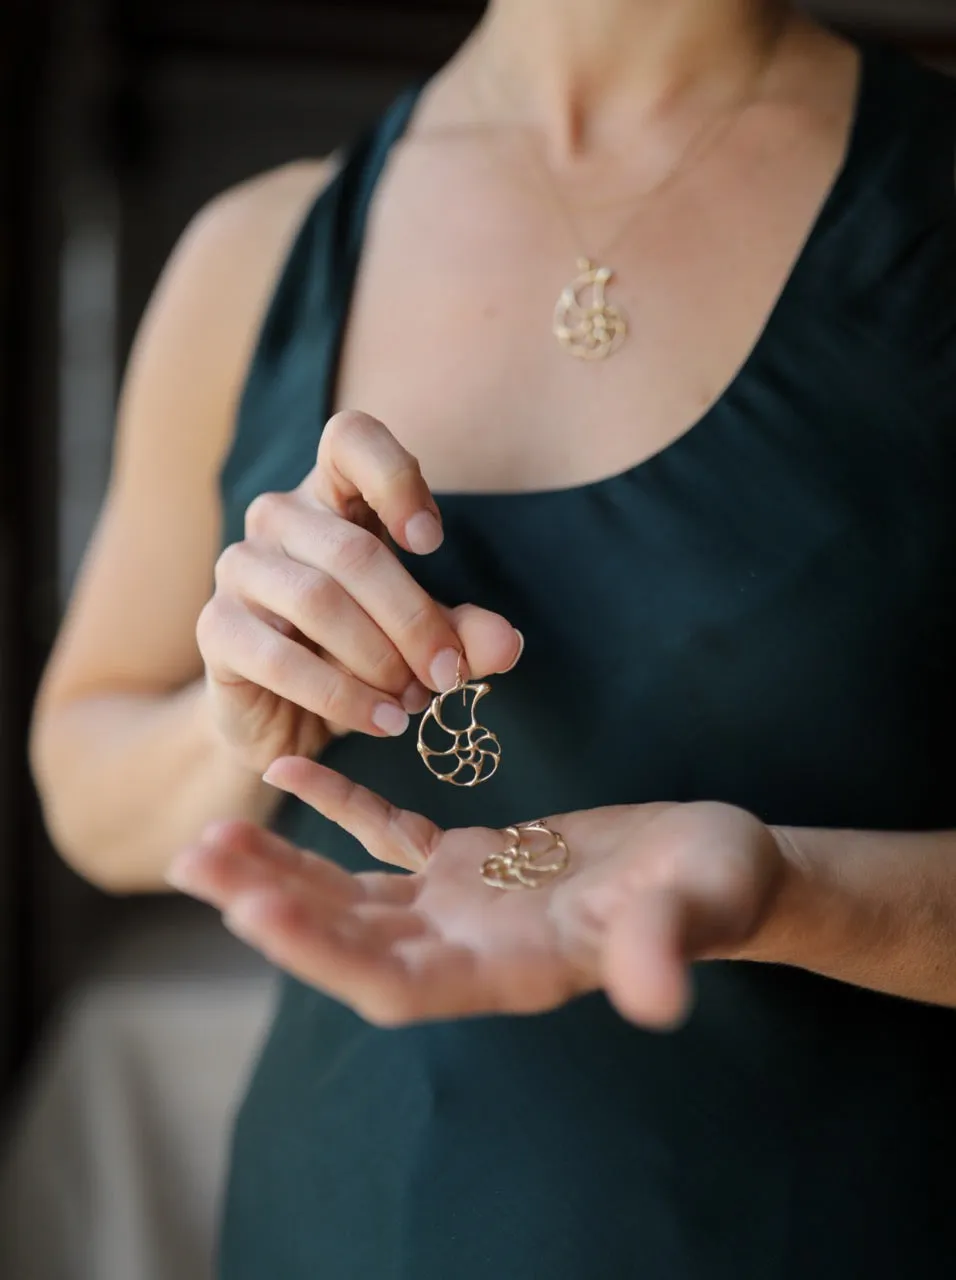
[465,23,787,359]
[529,67,772,269]
[469,22,786,267]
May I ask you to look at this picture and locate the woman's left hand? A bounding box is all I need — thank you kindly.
[167,760,790,1029]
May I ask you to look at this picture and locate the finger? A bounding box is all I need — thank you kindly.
[600,890,694,1031]
[166,822,362,911]
[442,604,525,678]
[222,888,430,1025]
[263,757,440,872]
[354,871,420,906]
[167,842,305,908]
[395,936,580,1018]
[246,493,468,695]
[222,891,575,1027]
[200,596,412,737]
[340,903,432,949]
[223,888,493,1027]
[244,492,521,692]
[312,410,444,556]
[217,542,425,706]
[260,499,482,694]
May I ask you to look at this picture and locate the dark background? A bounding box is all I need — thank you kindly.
[2,0,955,1106]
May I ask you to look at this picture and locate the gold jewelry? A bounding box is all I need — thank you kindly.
[481,821,570,891]
[541,98,752,361]
[470,24,785,361]
[553,258,628,361]
[417,654,501,786]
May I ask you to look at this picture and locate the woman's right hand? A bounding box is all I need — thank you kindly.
[196,410,523,774]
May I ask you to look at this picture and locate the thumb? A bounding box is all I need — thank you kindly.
[441,602,524,679]
[600,889,694,1031]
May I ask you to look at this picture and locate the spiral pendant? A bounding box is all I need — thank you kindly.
[553,258,627,361]
[417,666,501,788]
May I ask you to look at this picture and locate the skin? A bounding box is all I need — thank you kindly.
[32,0,956,1024]
[168,762,786,1029]
[168,756,956,1028]
[197,408,523,759]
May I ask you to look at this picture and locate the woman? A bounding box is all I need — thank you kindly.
[30,0,956,1275]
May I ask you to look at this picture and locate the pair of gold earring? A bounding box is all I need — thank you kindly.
[415,654,570,890]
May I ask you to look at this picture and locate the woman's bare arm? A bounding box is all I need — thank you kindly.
[30,160,334,894]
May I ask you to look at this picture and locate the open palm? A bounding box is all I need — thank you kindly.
[168,758,785,1028]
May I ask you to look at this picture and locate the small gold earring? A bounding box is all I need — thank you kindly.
[417,654,501,787]
[481,821,570,890]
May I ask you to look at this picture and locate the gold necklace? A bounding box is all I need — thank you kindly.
[471,31,783,361]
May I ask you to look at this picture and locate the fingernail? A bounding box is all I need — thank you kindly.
[200,819,234,844]
[405,511,443,555]
[504,628,525,672]
[223,894,268,942]
[372,702,410,736]
[430,647,462,693]
[224,915,257,945]
[401,681,431,714]
[164,864,189,891]
[164,851,199,892]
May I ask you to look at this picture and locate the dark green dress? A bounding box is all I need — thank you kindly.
[218,43,956,1280]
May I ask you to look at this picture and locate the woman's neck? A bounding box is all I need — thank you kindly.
[466,0,791,158]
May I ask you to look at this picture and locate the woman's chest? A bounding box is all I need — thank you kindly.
[329,103,852,496]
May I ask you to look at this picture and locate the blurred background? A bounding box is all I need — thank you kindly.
[0,2,953,1277]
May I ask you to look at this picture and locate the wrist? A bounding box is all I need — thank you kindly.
[189,677,272,783]
[734,824,834,968]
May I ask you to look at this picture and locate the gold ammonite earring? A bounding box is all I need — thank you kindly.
[481,821,570,891]
[417,654,501,787]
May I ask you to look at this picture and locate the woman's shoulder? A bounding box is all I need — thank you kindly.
[169,158,338,355]
[103,157,339,559]
[120,158,338,461]
[133,157,338,384]
[192,159,338,255]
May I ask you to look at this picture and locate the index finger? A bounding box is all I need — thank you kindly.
[263,757,441,872]
[312,409,444,556]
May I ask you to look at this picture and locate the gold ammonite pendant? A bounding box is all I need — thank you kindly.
[417,658,501,787]
[481,821,570,891]
[553,258,628,361]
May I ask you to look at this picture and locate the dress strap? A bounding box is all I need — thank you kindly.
[322,84,424,421]
[220,84,424,547]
